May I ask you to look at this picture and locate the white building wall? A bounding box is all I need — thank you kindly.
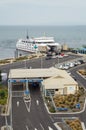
[66,85,78,94]
[55,89,63,95]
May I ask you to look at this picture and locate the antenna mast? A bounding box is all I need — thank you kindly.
[26,29,29,39]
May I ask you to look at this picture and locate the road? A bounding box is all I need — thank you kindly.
[12,86,57,130]
[0,53,86,129]
[0,54,82,74]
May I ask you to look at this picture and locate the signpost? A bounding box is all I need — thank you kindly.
[24,90,30,95]
[34,44,38,53]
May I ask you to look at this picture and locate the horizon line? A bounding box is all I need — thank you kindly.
[0,24,86,26]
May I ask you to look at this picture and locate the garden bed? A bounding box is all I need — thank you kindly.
[57,118,83,130]
[45,86,86,113]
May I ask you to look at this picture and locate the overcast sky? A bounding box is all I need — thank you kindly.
[0,0,86,25]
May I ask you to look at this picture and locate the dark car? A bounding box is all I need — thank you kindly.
[45,56,52,60]
[78,60,84,64]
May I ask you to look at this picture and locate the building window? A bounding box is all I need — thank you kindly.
[46,89,55,97]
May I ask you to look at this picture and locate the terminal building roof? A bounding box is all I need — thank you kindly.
[9,67,58,79]
[9,67,77,87]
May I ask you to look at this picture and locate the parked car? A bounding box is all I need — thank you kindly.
[57,55,63,58]
[78,60,84,64]
[58,64,63,69]
[69,62,75,68]
[45,56,52,60]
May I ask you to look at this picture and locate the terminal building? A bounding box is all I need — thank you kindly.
[73,47,86,54]
[8,67,78,97]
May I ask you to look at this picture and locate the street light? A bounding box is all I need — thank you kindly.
[57,57,59,68]
[41,56,43,68]
[24,59,27,68]
[9,71,13,130]
[10,82,12,130]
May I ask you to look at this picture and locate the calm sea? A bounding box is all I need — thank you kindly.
[0,25,86,59]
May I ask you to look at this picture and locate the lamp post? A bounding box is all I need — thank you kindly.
[10,82,12,130]
[9,71,13,130]
[41,57,43,68]
[9,79,13,130]
[57,57,59,68]
[25,59,27,68]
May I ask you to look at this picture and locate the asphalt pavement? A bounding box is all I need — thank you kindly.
[0,53,86,130]
[12,86,57,130]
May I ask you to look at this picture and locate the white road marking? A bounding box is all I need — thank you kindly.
[36,100,39,105]
[17,101,19,107]
[34,128,37,130]
[26,125,29,130]
[48,126,53,130]
[49,115,54,122]
[24,99,31,112]
[40,123,44,130]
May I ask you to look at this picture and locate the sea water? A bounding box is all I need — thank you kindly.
[0,25,86,60]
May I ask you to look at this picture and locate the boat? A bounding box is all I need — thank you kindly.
[16,35,61,53]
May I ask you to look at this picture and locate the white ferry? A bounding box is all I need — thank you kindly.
[16,35,61,53]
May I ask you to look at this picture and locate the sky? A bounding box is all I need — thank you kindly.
[0,0,86,25]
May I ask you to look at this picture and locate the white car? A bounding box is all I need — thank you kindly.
[63,65,69,70]
[57,55,63,58]
[58,64,63,69]
[69,62,74,67]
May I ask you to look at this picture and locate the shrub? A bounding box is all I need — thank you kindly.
[0,90,5,99]
[0,87,8,105]
[49,106,56,113]
[65,119,83,130]
[15,56,28,61]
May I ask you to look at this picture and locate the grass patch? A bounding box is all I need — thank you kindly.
[0,86,8,105]
[0,59,10,64]
[14,56,28,61]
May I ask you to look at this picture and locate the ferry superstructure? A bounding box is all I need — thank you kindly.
[16,36,61,53]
